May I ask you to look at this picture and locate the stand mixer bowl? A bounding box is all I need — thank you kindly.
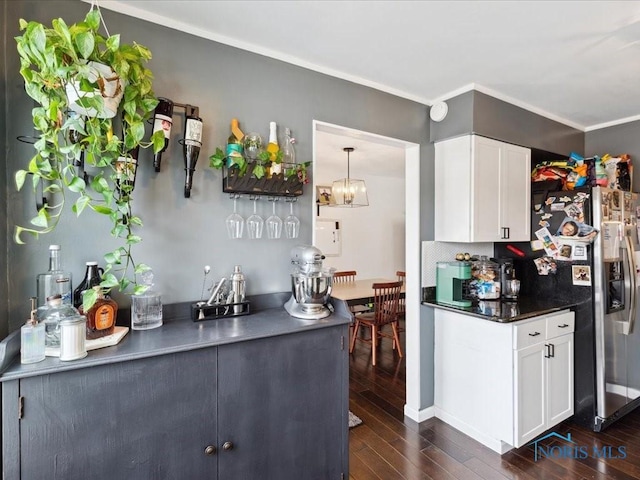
[291,270,333,306]
[284,245,334,320]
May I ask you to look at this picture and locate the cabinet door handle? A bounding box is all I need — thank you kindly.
[222,441,234,451]
[550,343,555,358]
[204,445,217,456]
[528,331,541,337]
[505,227,510,239]
[558,324,569,328]
[545,344,551,358]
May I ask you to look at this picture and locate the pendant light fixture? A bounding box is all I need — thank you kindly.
[330,147,369,207]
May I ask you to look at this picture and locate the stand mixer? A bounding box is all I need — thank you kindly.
[284,245,334,320]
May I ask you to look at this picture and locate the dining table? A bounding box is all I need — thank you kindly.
[330,278,406,306]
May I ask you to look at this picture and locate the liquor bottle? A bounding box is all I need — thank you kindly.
[281,127,296,165]
[226,118,245,168]
[85,287,118,340]
[183,113,203,198]
[267,121,280,176]
[36,245,73,307]
[152,97,174,172]
[73,261,103,309]
[21,300,45,364]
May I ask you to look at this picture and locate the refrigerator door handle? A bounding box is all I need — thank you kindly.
[623,234,637,335]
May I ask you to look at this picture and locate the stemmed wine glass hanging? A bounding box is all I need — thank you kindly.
[225,195,300,240]
[246,196,264,240]
[225,194,244,239]
[284,199,300,239]
[266,198,283,239]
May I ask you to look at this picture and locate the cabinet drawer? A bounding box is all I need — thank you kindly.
[546,311,575,339]
[513,318,547,349]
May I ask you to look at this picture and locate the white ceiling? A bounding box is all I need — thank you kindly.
[315,129,406,180]
[99,0,640,132]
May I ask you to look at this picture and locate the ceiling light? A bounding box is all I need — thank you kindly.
[331,147,368,207]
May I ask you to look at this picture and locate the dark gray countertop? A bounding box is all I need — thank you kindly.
[0,293,351,381]
[421,287,578,322]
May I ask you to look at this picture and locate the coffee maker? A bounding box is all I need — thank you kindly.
[496,258,518,300]
[436,261,472,307]
[284,245,334,319]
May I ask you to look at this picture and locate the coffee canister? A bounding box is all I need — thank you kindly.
[59,316,87,361]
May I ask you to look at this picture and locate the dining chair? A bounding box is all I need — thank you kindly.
[395,271,406,342]
[349,281,403,366]
[333,270,371,314]
[333,270,357,283]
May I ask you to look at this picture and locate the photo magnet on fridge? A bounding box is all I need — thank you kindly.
[572,265,591,286]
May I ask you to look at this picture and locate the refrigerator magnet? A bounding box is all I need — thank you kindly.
[572,244,587,260]
[535,226,560,256]
[572,265,591,286]
[534,256,557,275]
[557,245,573,261]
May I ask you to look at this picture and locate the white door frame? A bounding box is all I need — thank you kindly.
[312,120,423,421]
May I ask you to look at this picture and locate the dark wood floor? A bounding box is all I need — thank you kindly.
[348,326,640,479]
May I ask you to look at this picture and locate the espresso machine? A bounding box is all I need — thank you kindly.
[436,261,472,307]
[496,258,519,300]
[284,245,334,319]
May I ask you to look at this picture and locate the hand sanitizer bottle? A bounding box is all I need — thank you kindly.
[21,299,45,364]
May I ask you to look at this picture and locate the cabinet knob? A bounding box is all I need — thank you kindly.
[222,441,234,451]
[558,323,569,328]
[204,445,217,456]
[528,331,541,337]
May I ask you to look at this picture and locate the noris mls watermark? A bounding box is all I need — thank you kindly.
[528,432,626,461]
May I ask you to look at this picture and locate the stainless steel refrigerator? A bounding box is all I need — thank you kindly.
[499,185,640,431]
[591,186,640,430]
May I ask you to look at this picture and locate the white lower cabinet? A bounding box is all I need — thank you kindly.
[435,309,574,454]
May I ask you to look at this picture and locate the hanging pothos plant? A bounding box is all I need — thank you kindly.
[15,7,165,310]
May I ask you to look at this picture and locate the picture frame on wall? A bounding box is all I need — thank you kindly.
[316,185,334,205]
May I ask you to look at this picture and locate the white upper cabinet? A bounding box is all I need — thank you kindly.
[435,134,531,242]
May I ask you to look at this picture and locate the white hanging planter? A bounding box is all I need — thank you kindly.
[65,61,125,119]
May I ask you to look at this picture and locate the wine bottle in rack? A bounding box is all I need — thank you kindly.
[152,97,174,172]
[183,113,203,198]
[267,121,280,176]
[282,127,296,165]
[226,118,244,168]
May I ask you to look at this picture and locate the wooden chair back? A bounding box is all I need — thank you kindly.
[333,270,357,283]
[395,271,406,315]
[370,281,402,326]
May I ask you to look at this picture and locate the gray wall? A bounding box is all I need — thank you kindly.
[431,91,584,155]
[586,120,640,192]
[3,1,431,336]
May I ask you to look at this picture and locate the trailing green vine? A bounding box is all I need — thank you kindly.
[15,8,164,310]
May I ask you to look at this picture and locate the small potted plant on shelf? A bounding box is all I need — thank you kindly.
[14,7,165,310]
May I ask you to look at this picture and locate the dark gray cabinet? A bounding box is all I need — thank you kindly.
[2,323,348,479]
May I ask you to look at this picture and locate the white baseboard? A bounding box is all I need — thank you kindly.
[435,407,513,455]
[404,404,435,423]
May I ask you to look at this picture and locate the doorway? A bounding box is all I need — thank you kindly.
[312,120,421,418]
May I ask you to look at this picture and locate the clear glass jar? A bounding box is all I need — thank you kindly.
[471,256,501,299]
[39,295,83,347]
